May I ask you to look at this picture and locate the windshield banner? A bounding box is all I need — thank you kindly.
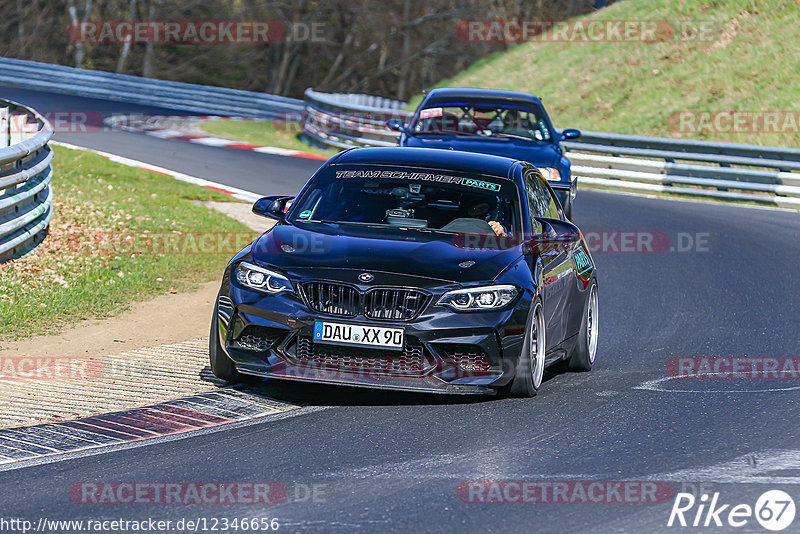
[334,170,502,191]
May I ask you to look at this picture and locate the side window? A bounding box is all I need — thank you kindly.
[546,186,562,220]
[524,168,553,221]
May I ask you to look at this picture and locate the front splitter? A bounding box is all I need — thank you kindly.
[236,363,497,396]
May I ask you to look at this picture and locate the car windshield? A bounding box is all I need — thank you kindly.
[411,99,553,142]
[288,165,521,237]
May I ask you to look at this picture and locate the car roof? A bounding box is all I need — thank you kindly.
[330,146,526,181]
[422,87,542,105]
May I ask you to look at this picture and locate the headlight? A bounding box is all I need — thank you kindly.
[235,261,293,294]
[437,285,519,311]
[539,167,561,182]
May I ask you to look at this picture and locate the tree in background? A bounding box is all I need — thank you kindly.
[0,0,595,100]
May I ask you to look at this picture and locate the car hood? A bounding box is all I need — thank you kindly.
[250,222,523,285]
[405,135,560,167]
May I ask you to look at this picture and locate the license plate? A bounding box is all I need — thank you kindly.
[313,321,404,350]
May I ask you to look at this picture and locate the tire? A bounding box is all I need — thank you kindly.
[209,304,260,384]
[502,301,546,398]
[567,280,598,372]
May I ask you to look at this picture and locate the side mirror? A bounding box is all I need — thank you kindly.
[533,217,581,243]
[253,195,294,221]
[560,128,581,141]
[386,119,407,133]
[534,217,557,239]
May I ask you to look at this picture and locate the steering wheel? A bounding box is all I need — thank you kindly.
[440,218,496,235]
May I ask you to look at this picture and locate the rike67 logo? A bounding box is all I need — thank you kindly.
[668,490,796,531]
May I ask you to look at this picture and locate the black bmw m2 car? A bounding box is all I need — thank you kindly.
[211,147,598,397]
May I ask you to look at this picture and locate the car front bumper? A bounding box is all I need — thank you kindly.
[216,277,532,395]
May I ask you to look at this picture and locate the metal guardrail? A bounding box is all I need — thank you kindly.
[303,89,800,209]
[0,57,304,119]
[563,132,800,208]
[0,99,54,262]
[304,88,411,148]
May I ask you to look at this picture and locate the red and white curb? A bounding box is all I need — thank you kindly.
[52,141,263,202]
[0,386,301,468]
[105,114,328,161]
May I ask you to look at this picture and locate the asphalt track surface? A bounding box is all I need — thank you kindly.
[2,87,800,533]
[1,86,322,196]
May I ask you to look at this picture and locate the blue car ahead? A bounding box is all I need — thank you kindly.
[388,88,581,218]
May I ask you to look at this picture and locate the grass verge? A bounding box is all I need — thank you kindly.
[201,119,339,158]
[0,146,259,340]
[408,0,799,148]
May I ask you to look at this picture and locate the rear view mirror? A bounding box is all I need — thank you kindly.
[253,196,294,221]
[386,119,407,133]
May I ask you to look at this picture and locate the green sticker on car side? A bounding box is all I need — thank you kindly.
[573,246,594,280]
[298,210,312,219]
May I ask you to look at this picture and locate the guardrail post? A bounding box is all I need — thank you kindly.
[0,107,8,148]
[9,113,26,145]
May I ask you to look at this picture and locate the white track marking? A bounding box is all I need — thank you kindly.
[646,449,800,484]
[253,146,303,156]
[634,376,800,394]
[188,137,238,147]
[143,129,186,139]
[51,141,261,202]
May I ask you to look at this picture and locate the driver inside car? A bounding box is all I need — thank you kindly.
[465,198,508,238]
[502,109,534,137]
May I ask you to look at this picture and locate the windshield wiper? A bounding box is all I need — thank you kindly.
[477,132,537,141]
[309,220,438,232]
[307,219,386,228]
[416,131,539,141]
[412,131,457,136]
